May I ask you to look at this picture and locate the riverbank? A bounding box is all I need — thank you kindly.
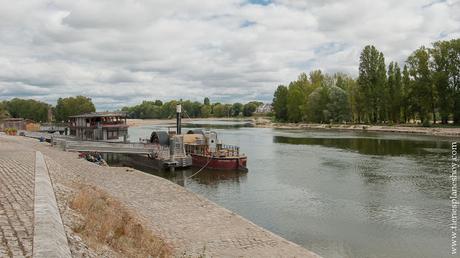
[127,117,460,137]
[253,117,460,137]
[127,117,253,127]
[0,134,319,257]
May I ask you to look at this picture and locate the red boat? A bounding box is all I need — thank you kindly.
[149,104,248,171]
[184,130,248,171]
[191,154,247,171]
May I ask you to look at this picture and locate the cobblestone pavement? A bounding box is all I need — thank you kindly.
[0,138,34,258]
[2,135,320,257]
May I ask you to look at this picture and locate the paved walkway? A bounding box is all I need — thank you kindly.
[0,135,319,257]
[0,139,34,257]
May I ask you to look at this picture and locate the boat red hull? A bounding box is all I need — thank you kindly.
[191,154,247,171]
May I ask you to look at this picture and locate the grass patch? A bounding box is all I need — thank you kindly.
[70,186,171,258]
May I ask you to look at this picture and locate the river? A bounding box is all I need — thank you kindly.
[124,120,455,258]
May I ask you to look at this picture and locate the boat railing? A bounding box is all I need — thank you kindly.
[218,144,240,157]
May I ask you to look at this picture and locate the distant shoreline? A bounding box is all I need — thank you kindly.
[254,117,460,137]
[126,117,253,127]
[127,117,460,137]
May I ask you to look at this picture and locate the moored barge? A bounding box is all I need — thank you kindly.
[149,104,248,171]
[184,130,247,171]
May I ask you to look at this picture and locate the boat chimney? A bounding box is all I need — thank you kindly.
[176,104,182,134]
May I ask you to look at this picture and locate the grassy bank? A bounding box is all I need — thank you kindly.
[70,185,171,257]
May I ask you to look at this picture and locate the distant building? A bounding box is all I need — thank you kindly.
[0,118,26,131]
[69,112,128,141]
[255,103,273,114]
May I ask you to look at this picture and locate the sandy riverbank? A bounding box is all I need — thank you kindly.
[127,117,254,127]
[253,117,460,137]
[128,117,460,137]
[259,121,460,137]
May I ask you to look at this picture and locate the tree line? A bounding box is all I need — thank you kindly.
[0,96,95,122]
[273,38,460,125]
[0,95,263,122]
[121,98,263,119]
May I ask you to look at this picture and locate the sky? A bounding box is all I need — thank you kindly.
[0,0,459,110]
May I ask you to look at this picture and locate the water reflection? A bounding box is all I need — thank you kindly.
[104,153,247,187]
[273,135,451,156]
[124,124,456,258]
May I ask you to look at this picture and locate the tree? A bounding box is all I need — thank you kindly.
[327,86,351,122]
[358,45,387,123]
[231,103,243,116]
[307,81,351,123]
[309,70,324,86]
[407,46,434,124]
[191,101,203,117]
[160,100,178,118]
[272,85,288,121]
[307,85,329,123]
[401,65,411,123]
[243,103,257,117]
[447,39,460,124]
[200,105,211,118]
[430,41,450,124]
[5,98,50,122]
[203,97,210,106]
[212,104,226,117]
[287,73,311,122]
[340,75,360,122]
[0,101,10,119]
[55,96,95,121]
[387,62,402,123]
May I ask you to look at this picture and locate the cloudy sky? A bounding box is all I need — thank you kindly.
[0,0,459,110]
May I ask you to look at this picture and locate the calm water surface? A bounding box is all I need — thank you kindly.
[126,121,455,258]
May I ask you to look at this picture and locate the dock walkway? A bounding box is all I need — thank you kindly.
[0,134,319,257]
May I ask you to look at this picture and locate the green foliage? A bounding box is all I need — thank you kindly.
[357,45,387,123]
[160,100,178,118]
[430,39,460,124]
[406,46,433,124]
[121,99,262,119]
[307,85,329,122]
[200,105,211,118]
[212,104,226,117]
[203,97,210,106]
[272,85,288,121]
[327,86,351,122]
[401,65,411,123]
[55,96,95,121]
[243,103,257,117]
[231,103,243,116]
[387,62,402,123]
[306,81,350,123]
[4,98,50,122]
[287,73,310,122]
[271,38,459,125]
[0,101,10,119]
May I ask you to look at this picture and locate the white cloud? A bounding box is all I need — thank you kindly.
[0,0,458,109]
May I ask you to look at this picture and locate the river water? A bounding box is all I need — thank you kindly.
[125,121,455,258]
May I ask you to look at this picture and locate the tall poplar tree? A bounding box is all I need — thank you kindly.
[358,45,387,123]
[406,47,434,124]
[272,85,288,121]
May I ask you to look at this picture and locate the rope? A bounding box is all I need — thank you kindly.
[182,110,193,122]
[187,156,212,179]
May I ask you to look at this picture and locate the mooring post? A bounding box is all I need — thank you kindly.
[176,104,181,135]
